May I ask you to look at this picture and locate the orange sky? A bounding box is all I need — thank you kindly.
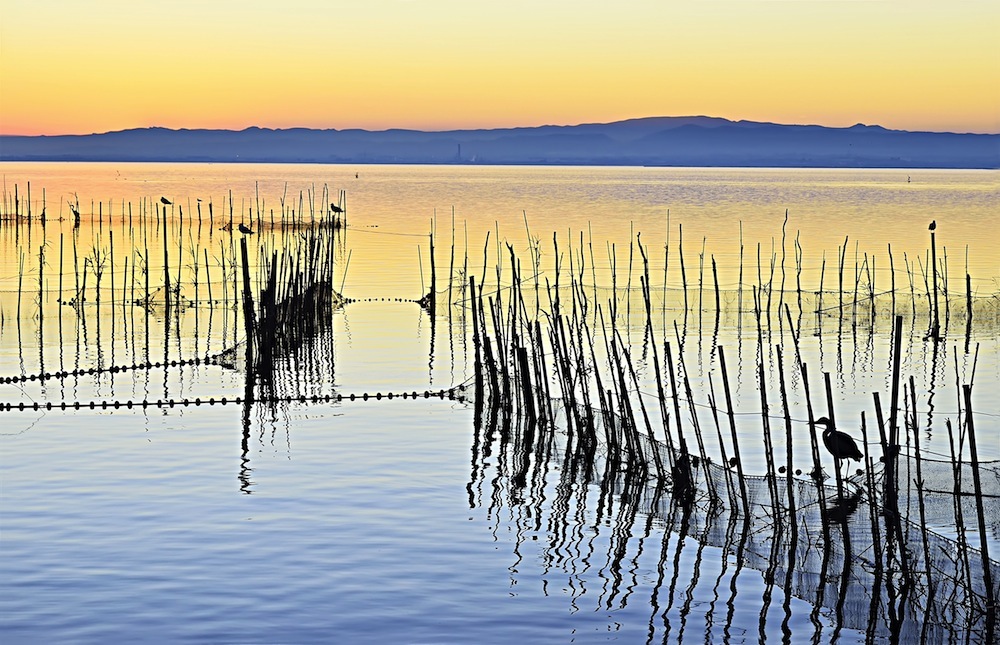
[1,1,998,135]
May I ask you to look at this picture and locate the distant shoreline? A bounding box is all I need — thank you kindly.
[2,116,997,169]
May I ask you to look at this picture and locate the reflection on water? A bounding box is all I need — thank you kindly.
[1,163,998,642]
[469,404,999,643]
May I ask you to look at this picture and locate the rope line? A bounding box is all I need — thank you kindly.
[0,352,231,385]
[0,384,472,413]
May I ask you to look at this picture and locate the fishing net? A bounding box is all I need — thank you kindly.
[474,398,999,642]
[636,423,1000,640]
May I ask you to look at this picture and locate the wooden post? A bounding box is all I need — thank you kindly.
[428,231,436,310]
[965,273,973,352]
[470,277,484,410]
[964,383,995,639]
[930,227,940,339]
[516,347,536,426]
[885,315,903,522]
[776,345,797,533]
[718,346,750,517]
[824,372,845,499]
[161,204,171,311]
[240,237,256,364]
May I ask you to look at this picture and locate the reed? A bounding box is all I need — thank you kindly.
[717,346,749,516]
[963,382,995,637]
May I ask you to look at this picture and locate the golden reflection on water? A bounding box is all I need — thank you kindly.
[3,164,998,291]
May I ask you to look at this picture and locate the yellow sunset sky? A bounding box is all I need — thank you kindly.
[1,0,997,135]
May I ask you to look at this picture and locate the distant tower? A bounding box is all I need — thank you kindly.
[456,143,462,162]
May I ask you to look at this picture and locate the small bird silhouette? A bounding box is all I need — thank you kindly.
[929,220,936,231]
[238,223,254,234]
[160,197,172,205]
[330,203,344,214]
[812,417,863,476]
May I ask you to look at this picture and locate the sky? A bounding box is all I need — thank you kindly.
[1,1,998,136]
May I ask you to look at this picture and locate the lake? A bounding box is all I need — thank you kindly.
[1,163,998,643]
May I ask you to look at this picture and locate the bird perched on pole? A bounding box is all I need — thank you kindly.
[330,203,344,214]
[929,220,936,231]
[160,197,172,205]
[812,416,863,476]
[238,223,254,234]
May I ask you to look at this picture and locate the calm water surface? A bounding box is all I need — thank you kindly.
[1,163,998,643]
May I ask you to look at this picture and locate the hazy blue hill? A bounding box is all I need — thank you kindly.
[2,117,997,168]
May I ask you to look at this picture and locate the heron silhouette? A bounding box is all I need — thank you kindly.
[812,416,863,477]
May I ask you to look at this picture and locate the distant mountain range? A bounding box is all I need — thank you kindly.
[2,116,997,168]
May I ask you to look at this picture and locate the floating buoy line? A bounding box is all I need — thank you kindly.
[0,351,227,385]
[0,345,474,412]
[0,383,471,413]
